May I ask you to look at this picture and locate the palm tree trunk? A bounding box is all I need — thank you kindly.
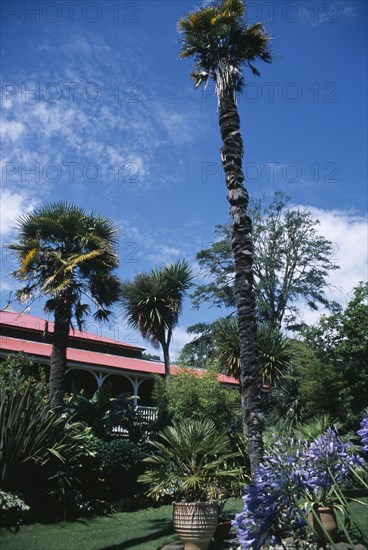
[49,306,70,409]
[218,90,263,476]
[162,341,171,381]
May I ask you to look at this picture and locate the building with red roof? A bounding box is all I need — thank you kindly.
[0,309,239,406]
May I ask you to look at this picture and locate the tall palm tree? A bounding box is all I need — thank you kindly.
[9,202,121,408]
[119,261,193,380]
[178,0,272,474]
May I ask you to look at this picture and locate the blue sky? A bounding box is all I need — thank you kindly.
[1,0,367,357]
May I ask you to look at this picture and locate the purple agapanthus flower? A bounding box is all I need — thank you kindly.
[301,427,364,504]
[233,438,307,550]
[234,428,364,549]
[357,408,368,453]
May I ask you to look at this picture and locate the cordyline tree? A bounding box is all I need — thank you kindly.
[9,202,121,408]
[119,261,193,381]
[178,0,272,474]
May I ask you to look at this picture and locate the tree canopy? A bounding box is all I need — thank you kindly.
[9,202,120,326]
[193,192,340,329]
[299,282,368,427]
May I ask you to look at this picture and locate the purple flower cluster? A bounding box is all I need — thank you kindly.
[233,439,307,549]
[302,427,364,505]
[357,408,368,453]
[234,428,364,550]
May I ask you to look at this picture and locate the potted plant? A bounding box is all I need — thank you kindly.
[301,427,365,545]
[138,418,244,550]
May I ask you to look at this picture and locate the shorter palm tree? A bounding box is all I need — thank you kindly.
[119,260,193,380]
[212,316,240,378]
[213,318,290,386]
[257,324,290,386]
[9,202,120,407]
[138,419,243,502]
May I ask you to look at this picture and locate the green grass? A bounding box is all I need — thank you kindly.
[0,500,243,550]
[4,497,365,550]
[0,505,177,550]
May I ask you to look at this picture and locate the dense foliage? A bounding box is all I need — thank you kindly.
[152,368,241,431]
[98,439,147,499]
[0,355,150,523]
[66,382,143,441]
[0,353,48,396]
[297,282,368,428]
[0,379,96,522]
[358,409,368,453]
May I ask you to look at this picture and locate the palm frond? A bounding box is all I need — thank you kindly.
[120,261,193,348]
[213,316,240,377]
[19,246,40,276]
[178,0,272,96]
[9,201,120,327]
[139,418,242,501]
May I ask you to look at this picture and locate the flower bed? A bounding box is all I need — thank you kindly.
[234,410,368,549]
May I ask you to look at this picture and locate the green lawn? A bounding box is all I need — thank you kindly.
[0,500,243,550]
[2,497,366,549]
[1,505,177,550]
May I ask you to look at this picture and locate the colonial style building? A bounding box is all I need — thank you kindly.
[0,310,238,407]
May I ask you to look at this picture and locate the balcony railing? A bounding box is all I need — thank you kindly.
[111,406,158,437]
[135,405,158,423]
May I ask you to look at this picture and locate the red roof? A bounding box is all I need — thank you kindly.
[0,336,238,383]
[0,336,166,375]
[0,310,144,351]
[0,310,239,385]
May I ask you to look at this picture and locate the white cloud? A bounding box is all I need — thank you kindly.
[302,0,358,27]
[148,245,181,264]
[170,326,196,361]
[341,5,358,17]
[310,207,367,296]
[0,188,38,237]
[293,207,367,325]
[1,120,25,141]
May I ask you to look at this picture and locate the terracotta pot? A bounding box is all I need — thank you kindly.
[307,505,337,543]
[173,501,218,550]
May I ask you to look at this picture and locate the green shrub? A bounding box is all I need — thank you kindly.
[98,439,146,498]
[153,367,241,431]
[139,418,246,502]
[99,439,145,475]
[0,381,95,520]
[0,353,47,396]
[66,384,143,441]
